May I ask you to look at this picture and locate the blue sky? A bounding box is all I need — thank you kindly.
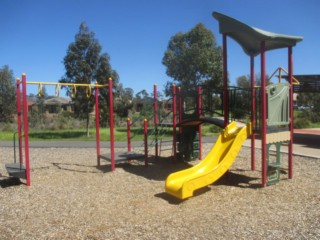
[1,0,319,96]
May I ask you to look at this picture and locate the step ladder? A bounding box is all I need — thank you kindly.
[267,142,282,185]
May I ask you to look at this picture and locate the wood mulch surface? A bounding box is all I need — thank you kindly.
[0,145,319,239]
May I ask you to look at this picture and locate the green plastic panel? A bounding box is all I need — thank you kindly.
[267,83,290,126]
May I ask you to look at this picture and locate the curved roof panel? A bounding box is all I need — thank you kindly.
[212,12,303,56]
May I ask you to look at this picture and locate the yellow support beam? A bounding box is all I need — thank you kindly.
[26,81,109,88]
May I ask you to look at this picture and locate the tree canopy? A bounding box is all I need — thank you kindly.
[0,65,16,122]
[60,22,119,130]
[162,23,223,97]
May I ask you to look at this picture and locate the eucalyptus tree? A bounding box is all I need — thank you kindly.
[60,22,118,134]
[0,65,16,122]
[162,23,223,101]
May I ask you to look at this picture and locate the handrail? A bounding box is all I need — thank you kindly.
[268,67,300,85]
[27,81,108,88]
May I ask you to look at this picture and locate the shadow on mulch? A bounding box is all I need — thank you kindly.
[0,177,24,188]
[155,187,214,204]
[214,170,260,189]
[293,133,320,149]
[154,192,185,205]
[52,162,111,174]
[120,156,193,181]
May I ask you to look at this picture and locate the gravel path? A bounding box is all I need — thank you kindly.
[0,145,319,239]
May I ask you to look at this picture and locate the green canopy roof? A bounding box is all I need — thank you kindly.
[212,12,303,56]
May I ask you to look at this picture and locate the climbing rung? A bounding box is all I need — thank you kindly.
[5,163,26,179]
[268,162,281,168]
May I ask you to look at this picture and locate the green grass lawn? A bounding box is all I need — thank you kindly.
[0,125,217,142]
[2,119,320,142]
[0,128,122,141]
[22,128,147,142]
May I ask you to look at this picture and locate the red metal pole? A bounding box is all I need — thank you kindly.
[197,86,202,160]
[94,86,101,166]
[250,55,256,170]
[108,78,115,171]
[178,87,182,134]
[22,73,31,186]
[16,78,23,164]
[172,85,177,161]
[153,84,158,157]
[260,42,267,187]
[288,46,293,179]
[144,119,148,166]
[223,33,229,127]
[127,118,131,152]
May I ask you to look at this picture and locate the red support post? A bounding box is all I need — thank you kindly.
[172,85,177,161]
[95,86,101,166]
[250,55,256,170]
[178,87,182,134]
[22,74,31,186]
[288,46,294,179]
[127,118,131,152]
[16,78,23,164]
[197,86,202,160]
[260,41,267,187]
[153,84,158,157]
[223,33,229,127]
[144,119,148,166]
[108,78,115,171]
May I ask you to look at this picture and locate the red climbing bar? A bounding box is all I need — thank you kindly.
[95,86,101,166]
[153,84,159,157]
[178,87,182,134]
[260,41,267,187]
[16,78,23,164]
[223,33,229,127]
[250,55,256,170]
[197,86,202,160]
[288,46,294,179]
[22,74,31,186]
[127,118,131,152]
[144,119,148,166]
[108,78,115,171]
[172,85,177,161]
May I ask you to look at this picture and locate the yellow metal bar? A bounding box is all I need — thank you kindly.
[279,67,300,85]
[71,85,76,98]
[86,86,92,98]
[26,81,109,88]
[267,67,300,85]
[55,84,60,96]
[38,83,43,96]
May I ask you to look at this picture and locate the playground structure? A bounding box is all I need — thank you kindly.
[5,12,303,199]
[5,74,115,186]
[164,12,303,199]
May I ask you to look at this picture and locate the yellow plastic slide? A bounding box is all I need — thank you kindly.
[165,121,252,199]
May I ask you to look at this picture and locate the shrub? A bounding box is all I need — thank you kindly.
[294,117,310,129]
[209,124,222,134]
[0,122,16,132]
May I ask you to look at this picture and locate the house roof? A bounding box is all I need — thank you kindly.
[282,75,320,93]
[212,12,303,56]
[44,97,71,105]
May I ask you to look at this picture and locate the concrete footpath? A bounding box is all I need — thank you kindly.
[1,129,319,159]
[242,128,320,159]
